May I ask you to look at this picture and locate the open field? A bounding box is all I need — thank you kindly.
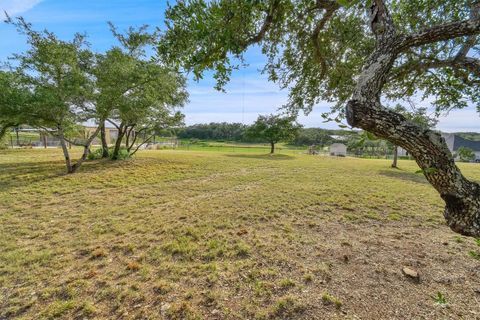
[1,149,479,319]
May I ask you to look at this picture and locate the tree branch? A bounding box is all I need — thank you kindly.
[456,1,480,59]
[311,1,339,78]
[399,15,480,51]
[130,133,154,156]
[106,118,120,130]
[244,0,280,46]
[390,56,480,82]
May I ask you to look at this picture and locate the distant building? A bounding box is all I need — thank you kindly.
[329,143,347,157]
[84,126,119,145]
[442,133,480,161]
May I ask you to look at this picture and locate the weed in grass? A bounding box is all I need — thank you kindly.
[468,250,480,260]
[278,278,296,289]
[322,292,342,309]
[254,281,273,297]
[314,262,332,281]
[165,301,201,320]
[162,236,198,260]
[153,280,172,295]
[453,236,464,243]
[433,292,448,306]
[41,300,77,319]
[90,248,107,259]
[270,296,305,318]
[234,241,251,258]
[303,273,314,283]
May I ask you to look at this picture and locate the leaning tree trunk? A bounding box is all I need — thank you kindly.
[112,123,126,160]
[100,121,109,158]
[58,128,73,174]
[391,145,398,168]
[345,2,480,237]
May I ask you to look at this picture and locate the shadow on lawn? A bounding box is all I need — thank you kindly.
[379,169,428,184]
[225,153,295,161]
[0,158,127,192]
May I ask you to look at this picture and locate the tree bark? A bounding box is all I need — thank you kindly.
[0,124,12,141]
[112,123,126,160]
[70,126,101,173]
[100,121,109,158]
[270,141,275,154]
[345,0,480,237]
[391,145,398,168]
[15,127,20,146]
[58,127,73,174]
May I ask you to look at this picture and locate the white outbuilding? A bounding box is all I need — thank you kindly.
[329,143,347,157]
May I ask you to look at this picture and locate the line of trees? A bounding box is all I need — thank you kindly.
[0,18,188,173]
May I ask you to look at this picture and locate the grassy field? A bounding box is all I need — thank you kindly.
[0,149,479,319]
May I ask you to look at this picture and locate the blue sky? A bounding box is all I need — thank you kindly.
[0,0,478,132]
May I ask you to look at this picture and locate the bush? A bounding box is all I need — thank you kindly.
[115,147,130,160]
[87,147,131,160]
[87,148,106,160]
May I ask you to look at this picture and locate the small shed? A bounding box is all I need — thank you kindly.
[329,143,347,157]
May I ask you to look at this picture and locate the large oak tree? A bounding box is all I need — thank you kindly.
[159,0,480,236]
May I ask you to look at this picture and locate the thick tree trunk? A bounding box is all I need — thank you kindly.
[344,3,480,236]
[270,141,275,154]
[391,145,398,168]
[100,121,109,158]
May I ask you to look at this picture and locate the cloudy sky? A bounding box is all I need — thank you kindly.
[0,0,478,132]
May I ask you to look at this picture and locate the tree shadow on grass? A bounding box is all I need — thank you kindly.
[378,169,428,184]
[225,153,295,160]
[0,158,128,192]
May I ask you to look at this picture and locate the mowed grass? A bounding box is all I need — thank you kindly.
[0,148,479,319]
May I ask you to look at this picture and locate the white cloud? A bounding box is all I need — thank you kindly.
[0,0,42,16]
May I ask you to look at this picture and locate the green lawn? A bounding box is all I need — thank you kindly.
[0,149,479,319]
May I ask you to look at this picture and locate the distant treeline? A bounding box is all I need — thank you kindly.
[173,122,354,146]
